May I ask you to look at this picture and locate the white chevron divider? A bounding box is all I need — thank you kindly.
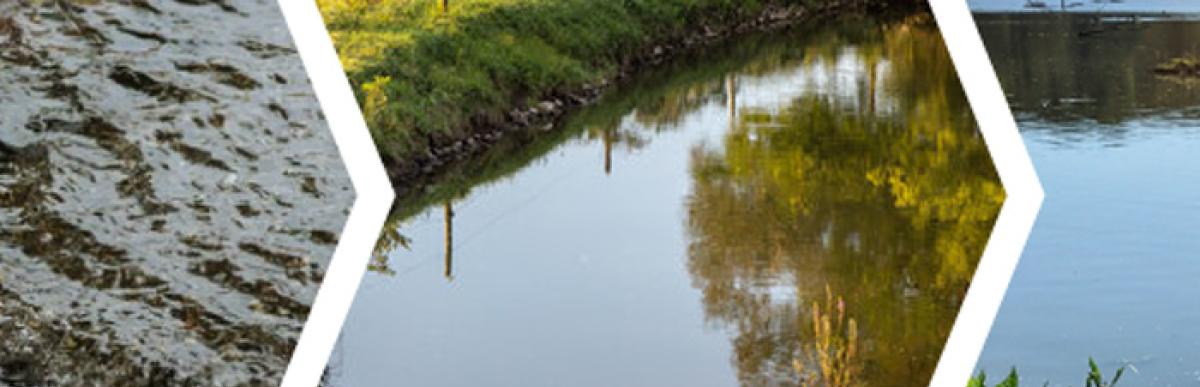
[275,2,396,387]
[927,1,1045,386]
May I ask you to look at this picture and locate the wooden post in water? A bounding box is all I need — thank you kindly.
[443,201,453,281]
[603,128,612,175]
[867,58,877,116]
[726,74,737,128]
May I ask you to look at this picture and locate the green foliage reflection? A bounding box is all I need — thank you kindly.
[684,16,1003,386]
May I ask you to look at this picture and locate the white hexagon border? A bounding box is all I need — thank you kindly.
[927,1,1045,386]
[268,0,1045,386]
[274,1,395,387]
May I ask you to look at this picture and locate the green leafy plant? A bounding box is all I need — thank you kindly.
[1085,357,1125,387]
[969,358,1125,387]
[968,369,1020,387]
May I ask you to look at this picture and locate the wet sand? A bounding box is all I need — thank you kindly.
[0,1,351,385]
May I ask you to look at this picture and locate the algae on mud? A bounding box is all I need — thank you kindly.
[331,13,1001,387]
[0,1,351,385]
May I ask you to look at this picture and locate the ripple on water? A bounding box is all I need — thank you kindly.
[0,1,352,385]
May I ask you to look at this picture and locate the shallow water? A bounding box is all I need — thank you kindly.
[0,1,351,385]
[329,15,1001,387]
[974,13,1200,386]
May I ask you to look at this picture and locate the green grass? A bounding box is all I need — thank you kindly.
[368,20,840,265]
[970,359,1126,387]
[318,0,911,164]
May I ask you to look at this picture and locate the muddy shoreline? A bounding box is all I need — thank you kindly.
[386,0,915,195]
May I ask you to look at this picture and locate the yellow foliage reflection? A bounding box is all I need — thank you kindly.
[685,15,1003,386]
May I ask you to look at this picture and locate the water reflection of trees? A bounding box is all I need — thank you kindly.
[977,13,1200,125]
[685,17,1002,386]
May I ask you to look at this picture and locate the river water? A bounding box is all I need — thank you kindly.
[0,2,351,386]
[328,14,1002,387]
[973,12,1200,386]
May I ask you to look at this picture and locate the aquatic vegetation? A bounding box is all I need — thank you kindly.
[969,359,1125,387]
[795,287,861,387]
[968,369,1020,387]
[1153,57,1200,76]
[1152,56,1200,87]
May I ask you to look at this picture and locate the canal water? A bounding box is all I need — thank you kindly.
[973,13,1200,386]
[328,14,1002,387]
[0,2,351,385]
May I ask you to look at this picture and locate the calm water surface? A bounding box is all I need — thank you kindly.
[970,0,1200,13]
[0,2,351,385]
[975,13,1200,386]
[330,15,1002,387]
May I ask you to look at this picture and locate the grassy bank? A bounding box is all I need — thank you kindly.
[318,0,918,177]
